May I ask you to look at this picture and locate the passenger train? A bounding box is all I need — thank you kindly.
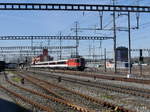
[31,58,85,71]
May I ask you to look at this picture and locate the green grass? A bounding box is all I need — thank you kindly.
[101,94,113,99]
[12,77,21,82]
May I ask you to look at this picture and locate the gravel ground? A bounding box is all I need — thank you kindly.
[36,68,150,80]
[8,73,78,112]
[0,72,17,102]
[1,72,90,112]
[18,78,78,112]
[16,73,111,112]
[0,72,32,111]
[27,70,150,112]
[52,87,109,112]
[30,70,150,90]
[85,67,150,80]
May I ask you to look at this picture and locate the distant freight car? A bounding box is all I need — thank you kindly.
[5,63,17,69]
[116,47,128,62]
[0,61,5,72]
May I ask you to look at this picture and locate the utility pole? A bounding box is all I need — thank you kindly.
[31,36,35,56]
[136,0,140,29]
[128,12,132,74]
[116,12,132,74]
[3,54,6,62]
[99,11,103,30]
[48,39,50,46]
[48,39,51,47]
[148,51,150,57]
[113,0,117,73]
[31,36,33,50]
[104,48,107,72]
[48,39,51,56]
[59,32,62,60]
[89,42,91,56]
[75,21,79,57]
[99,40,103,60]
[92,40,95,65]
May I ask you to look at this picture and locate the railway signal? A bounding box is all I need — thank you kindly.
[139,49,144,75]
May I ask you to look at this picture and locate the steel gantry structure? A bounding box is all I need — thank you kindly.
[0,46,77,50]
[0,3,149,12]
[0,50,60,54]
[0,54,36,56]
[131,49,150,57]
[1,2,150,73]
[0,36,113,40]
[131,49,150,52]
[0,50,61,58]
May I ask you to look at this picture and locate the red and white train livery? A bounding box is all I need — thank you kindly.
[31,58,85,71]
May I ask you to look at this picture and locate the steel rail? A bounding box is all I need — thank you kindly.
[20,75,69,101]
[0,85,53,112]
[51,70,150,84]
[21,72,136,112]
[11,74,95,112]
[7,80,94,112]
[31,70,150,97]
[62,76,150,98]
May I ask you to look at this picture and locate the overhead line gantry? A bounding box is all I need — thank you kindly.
[0,46,77,50]
[0,3,149,12]
[0,50,60,54]
[0,36,113,40]
[1,2,149,73]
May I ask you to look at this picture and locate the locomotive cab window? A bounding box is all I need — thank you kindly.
[75,59,80,63]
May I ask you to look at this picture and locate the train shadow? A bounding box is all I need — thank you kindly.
[0,98,31,112]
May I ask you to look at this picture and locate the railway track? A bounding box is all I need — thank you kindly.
[15,71,136,112]
[15,73,112,112]
[2,71,97,112]
[6,80,93,112]
[28,70,150,99]
[42,69,150,85]
[0,84,53,112]
[1,73,100,111]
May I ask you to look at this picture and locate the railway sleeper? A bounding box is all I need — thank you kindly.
[12,77,94,112]
[0,85,53,112]
[8,80,95,112]
[16,72,136,112]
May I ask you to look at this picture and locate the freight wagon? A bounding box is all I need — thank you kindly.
[0,61,5,72]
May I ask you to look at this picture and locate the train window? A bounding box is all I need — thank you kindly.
[75,59,80,63]
[43,63,49,65]
[57,61,66,64]
[37,63,48,65]
[49,62,56,65]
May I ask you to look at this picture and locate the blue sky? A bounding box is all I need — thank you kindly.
[0,0,150,60]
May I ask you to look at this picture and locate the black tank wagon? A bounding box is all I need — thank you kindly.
[0,61,5,72]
